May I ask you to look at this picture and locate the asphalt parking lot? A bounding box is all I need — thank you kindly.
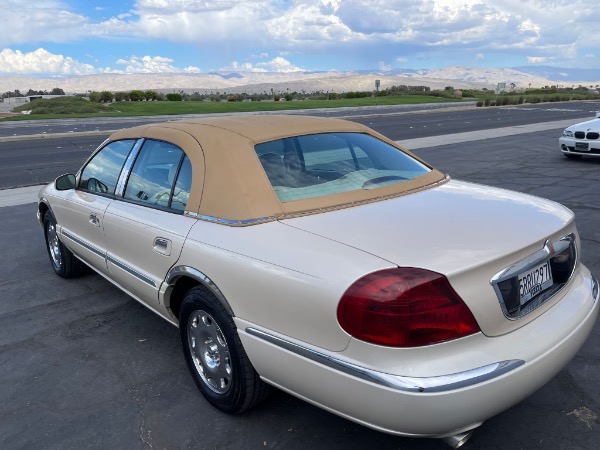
[1,123,599,449]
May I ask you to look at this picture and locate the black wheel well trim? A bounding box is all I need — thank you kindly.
[165,265,234,320]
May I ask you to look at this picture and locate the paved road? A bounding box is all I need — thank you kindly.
[1,100,599,140]
[1,113,599,449]
[0,102,477,138]
[1,101,599,190]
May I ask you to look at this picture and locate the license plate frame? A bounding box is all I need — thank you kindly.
[518,260,553,305]
[575,142,590,151]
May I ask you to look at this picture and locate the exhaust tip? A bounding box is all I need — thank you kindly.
[441,429,474,448]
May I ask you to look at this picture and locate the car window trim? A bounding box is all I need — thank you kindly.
[77,138,139,199]
[114,138,145,197]
[166,153,186,210]
[114,138,190,215]
[117,195,187,215]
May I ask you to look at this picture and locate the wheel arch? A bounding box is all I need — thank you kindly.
[38,200,51,227]
[165,265,234,322]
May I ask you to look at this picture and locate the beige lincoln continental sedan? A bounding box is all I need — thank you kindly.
[38,115,599,447]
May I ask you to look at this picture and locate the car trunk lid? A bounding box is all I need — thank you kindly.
[280,179,577,336]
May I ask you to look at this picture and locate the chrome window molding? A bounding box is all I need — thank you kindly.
[114,138,145,198]
[246,327,524,393]
[184,211,277,226]
[183,177,450,227]
[491,233,577,319]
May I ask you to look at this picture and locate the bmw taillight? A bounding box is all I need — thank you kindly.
[337,268,480,347]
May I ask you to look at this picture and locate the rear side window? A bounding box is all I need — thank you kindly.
[255,132,430,202]
[79,140,135,195]
[124,140,192,211]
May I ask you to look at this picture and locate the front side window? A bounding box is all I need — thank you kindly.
[123,140,192,211]
[255,132,430,202]
[79,140,134,195]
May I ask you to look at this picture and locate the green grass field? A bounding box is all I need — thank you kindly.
[3,95,465,121]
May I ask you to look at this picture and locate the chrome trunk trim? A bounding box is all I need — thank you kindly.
[491,233,577,319]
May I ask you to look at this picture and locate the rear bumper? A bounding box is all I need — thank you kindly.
[237,267,599,437]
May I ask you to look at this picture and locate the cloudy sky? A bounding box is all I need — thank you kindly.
[0,0,598,76]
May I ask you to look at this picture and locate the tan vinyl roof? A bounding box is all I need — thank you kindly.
[108,115,446,224]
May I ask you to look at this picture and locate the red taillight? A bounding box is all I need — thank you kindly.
[337,268,480,347]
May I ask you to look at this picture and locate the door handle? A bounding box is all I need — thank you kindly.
[89,213,100,227]
[153,237,172,256]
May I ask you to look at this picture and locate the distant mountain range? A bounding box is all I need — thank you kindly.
[510,66,600,84]
[1,66,599,95]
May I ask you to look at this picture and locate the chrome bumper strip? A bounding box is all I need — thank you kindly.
[246,327,524,393]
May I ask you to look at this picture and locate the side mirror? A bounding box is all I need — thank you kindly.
[55,173,76,191]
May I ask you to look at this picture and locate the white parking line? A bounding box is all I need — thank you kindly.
[0,117,587,208]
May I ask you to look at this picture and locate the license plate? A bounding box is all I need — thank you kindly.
[518,260,553,305]
[575,142,589,151]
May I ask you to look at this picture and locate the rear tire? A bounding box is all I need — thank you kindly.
[43,211,86,278]
[179,286,270,414]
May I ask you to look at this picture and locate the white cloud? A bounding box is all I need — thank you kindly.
[0,0,599,72]
[527,56,547,64]
[121,0,269,43]
[222,56,303,73]
[0,1,89,46]
[0,48,96,75]
[111,55,201,73]
[0,48,201,75]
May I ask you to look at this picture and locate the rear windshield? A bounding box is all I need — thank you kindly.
[255,132,430,202]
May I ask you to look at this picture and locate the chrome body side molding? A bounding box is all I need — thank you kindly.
[246,327,524,393]
[62,229,106,258]
[107,254,156,287]
[62,229,156,287]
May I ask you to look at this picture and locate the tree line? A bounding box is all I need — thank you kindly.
[2,88,65,98]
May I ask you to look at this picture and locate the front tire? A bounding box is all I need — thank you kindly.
[179,287,270,414]
[43,211,86,278]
